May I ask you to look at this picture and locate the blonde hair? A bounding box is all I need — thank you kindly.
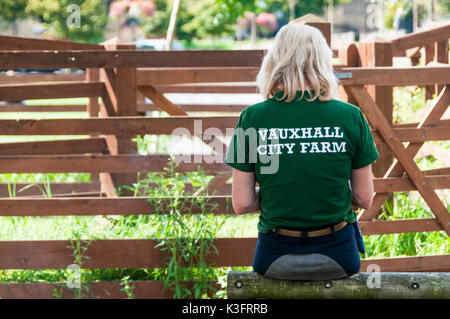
[256,23,339,102]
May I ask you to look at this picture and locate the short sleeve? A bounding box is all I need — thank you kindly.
[352,109,380,169]
[224,110,255,172]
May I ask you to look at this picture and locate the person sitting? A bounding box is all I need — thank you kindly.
[224,23,379,280]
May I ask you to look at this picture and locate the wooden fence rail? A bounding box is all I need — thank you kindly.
[0,116,448,137]
[0,50,265,69]
[0,239,448,272]
[227,271,450,299]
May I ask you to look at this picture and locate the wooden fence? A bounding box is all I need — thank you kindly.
[0,22,449,298]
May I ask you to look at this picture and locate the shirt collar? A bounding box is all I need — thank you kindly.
[271,90,315,101]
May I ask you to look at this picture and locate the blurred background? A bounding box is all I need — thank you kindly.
[0,0,449,51]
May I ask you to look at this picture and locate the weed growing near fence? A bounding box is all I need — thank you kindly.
[364,192,450,258]
[122,158,229,298]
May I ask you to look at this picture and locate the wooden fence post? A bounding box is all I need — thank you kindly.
[436,40,449,94]
[425,43,436,100]
[357,39,394,217]
[99,38,138,197]
[87,68,101,185]
[357,39,394,181]
[338,43,360,104]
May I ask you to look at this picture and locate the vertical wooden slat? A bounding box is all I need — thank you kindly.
[358,39,394,178]
[87,68,101,184]
[99,38,138,197]
[436,40,449,94]
[136,89,147,116]
[338,43,359,104]
[425,42,437,100]
[87,68,100,118]
[357,39,394,218]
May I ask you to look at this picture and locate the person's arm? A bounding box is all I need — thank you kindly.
[350,164,374,210]
[231,168,260,214]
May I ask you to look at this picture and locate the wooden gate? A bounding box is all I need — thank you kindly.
[0,23,449,298]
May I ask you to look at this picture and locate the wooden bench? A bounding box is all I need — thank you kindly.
[227,271,450,299]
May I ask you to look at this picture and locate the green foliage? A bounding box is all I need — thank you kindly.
[141,0,234,42]
[214,0,262,22]
[26,0,108,43]
[141,10,170,37]
[214,0,346,23]
[1,169,448,297]
[443,0,450,12]
[67,224,93,299]
[140,0,169,37]
[181,38,235,50]
[126,159,227,298]
[0,0,28,23]
[364,193,450,258]
[120,275,135,299]
[180,1,235,39]
[393,86,430,123]
[0,155,228,299]
[141,0,348,43]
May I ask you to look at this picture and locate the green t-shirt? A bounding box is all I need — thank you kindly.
[224,90,380,233]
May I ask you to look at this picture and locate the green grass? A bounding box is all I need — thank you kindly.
[180,37,276,50]
[181,38,235,50]
[393,86,429,123]
[364,192,450,259]
[25,98,89,106]
[0,173,90,184]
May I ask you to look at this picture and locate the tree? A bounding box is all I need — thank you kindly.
[140,0,171,37]
[26,0,108,43]
[180,0,235,39]
[214,0,263,23]
[444,0,450,13]
[141,0,346,43]
[214,0,346,23]
[141,0,234,43]
[0,0,28,35]
[0,0,28,23]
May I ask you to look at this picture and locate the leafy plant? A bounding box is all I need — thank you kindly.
[364,192,450,258]
[120,275,135,299]
[126,158,227,299]
[52,287,64,299]
[6,174,18,198]
[65,218,94,299]
[16,174,53,198]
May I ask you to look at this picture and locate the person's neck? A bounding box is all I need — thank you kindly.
[277,85,313,92]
